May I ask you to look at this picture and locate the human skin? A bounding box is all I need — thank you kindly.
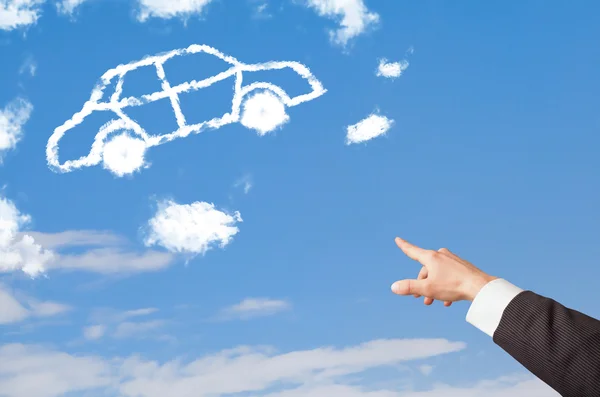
[391,237,498,306]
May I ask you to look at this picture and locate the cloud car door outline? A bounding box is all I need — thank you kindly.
[46,44,327,174]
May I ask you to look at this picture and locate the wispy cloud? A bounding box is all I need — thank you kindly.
[56,0,89,15]
[0,338,490,397]
[0,340,557,396]
[300,0,380,47]
[251,1,271,19]
[136,0,214,22]
[234,174,253,194]
[25,229,176,275]
[0,97,33,162]
[217,298,291,321]
[418,364,434,375]
[0,284,70,325]
[143,199,242,255]
[18,55,36,77]
[83,307,163,341]
[346,112,394,145]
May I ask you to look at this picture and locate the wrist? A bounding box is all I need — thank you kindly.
[466,274,497,301]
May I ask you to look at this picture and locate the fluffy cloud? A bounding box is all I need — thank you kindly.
[301,0,380,46]
[346,113,394,145]
[0,0,44,31]
[376,58,409,79]
[0,196,54,277]
[143,199,242,255]
[136,0,214,21]
[0,284,70,325]
[0,339,559,397]
[0,97,33,162]
[218,298,291,320]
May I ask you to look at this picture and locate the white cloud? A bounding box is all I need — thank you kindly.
[26,230,125,249]
[56,0,89,15]
[301,0,380,46]
[18,56,36,77]
[0,97,33,162]
[0,284,70,325]
[418,364,434,376]
[0,339,561,397]
[0,196,54,277]
[82,324,106,340]
[84,307,161,341]
[0,344,113,397]
[233,174,253,194]
[346,113,394,145]
[136,0,214,21]
[112,320,165,339]
[240,90,290,135]
[26,230,176,274]
[0,0,44,31]
[218,298,291,320]
[144,199,242,255]
[376,58,409,79]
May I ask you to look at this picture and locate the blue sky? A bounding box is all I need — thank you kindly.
[0,0,599,396]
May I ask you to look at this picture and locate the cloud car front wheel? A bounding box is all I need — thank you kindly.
[239,89,290,135]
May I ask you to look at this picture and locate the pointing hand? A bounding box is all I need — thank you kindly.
[391,237,497,305]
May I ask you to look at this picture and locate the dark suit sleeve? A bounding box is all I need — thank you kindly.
[493,291,600,396]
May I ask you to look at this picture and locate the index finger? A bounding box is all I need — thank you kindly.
[395,237,430,263]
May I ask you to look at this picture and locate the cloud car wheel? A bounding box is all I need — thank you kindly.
[101,130,148,177]
[240,89,290,135]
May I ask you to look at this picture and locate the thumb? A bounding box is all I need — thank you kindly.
[391,279,428,296]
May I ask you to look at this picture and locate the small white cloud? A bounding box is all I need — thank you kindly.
[218,298,291,321]
[301,0,380,46]
[0,97,33,162]
[240,90,290,135]
[144,199,242,255]
[346,113,394,145]
[112,320,165,339]
[19,55,37,77]
[83,324,106,340]
[0,195,53,277]
[250,0,271,19]
[418,364,434,375]
[234,174,253,194]
[136,0,214,21]
[0,0,45,31]
[0,284,70,324]
[376,58,409,79]
[56,0,89,15]
[84,307,162,341]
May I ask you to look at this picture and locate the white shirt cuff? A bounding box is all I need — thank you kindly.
[465,278,524,337]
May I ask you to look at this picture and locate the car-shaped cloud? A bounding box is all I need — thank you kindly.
[46,44,327,176]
